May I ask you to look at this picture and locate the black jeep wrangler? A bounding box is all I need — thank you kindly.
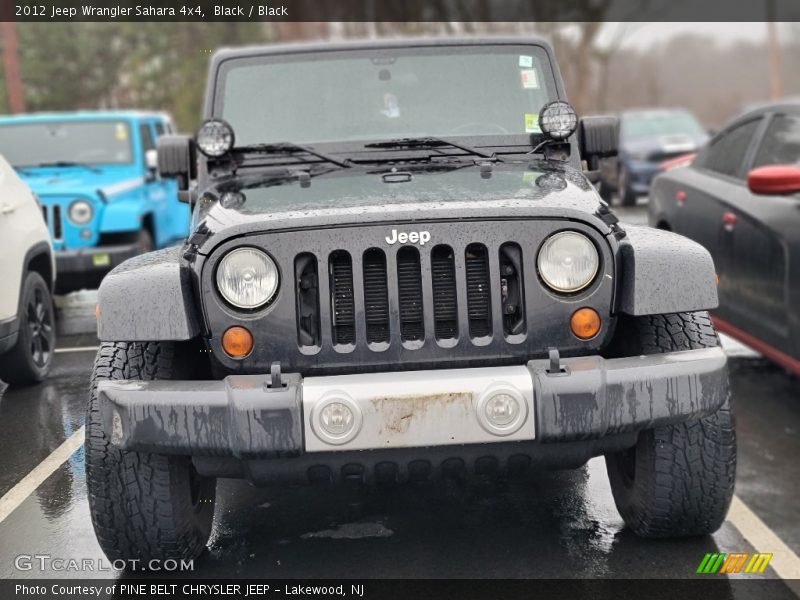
[87,38,735,561]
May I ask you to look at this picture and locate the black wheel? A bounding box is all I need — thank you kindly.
[605,312,736,538]
[617,167,637,207]
[86,341,215,562]
[0,271,55,385]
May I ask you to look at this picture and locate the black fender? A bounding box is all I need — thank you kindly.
[616,225,719,316]
[97,246,200,342]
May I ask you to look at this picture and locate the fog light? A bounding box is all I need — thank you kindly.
[485,393,519,427]
[321,402,354,435]
[477,386,527,436]
[311,395,362,445]
[80,228,91,239]
[221,326,253,358]
[570,307,601,340]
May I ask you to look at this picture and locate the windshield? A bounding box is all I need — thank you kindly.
[621,111,704,142]
[0,121,134,167]
[214,45,558,146]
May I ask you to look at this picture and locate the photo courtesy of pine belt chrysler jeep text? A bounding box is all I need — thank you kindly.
[87,38,735,562]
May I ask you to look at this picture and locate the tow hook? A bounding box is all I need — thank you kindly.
[267,362,284,389]
[546,348,568,376]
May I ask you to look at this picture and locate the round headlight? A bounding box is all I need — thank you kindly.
[539,100,578,140]
[216,248,279,309]
[67,199,93,225]
[196,119,235,157]
[537,231,599,293]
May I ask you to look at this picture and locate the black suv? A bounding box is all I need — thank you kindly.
[87,38,735,562]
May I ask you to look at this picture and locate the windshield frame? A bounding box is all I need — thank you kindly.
[0,119,136,169]
[208,39,567,154]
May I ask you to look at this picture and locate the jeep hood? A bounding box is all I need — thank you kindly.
[19,166,142,200]
[195,162,614,253]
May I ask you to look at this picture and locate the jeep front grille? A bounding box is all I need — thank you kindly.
[205,220,615,375]
[297,242,518,351]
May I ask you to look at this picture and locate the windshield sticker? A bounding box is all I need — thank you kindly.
[115,124,128,141]
[518,55,533,68]
[381,92,400,118]
[520,69,539,89]
[524,113,540,133]
[522,172,537,184]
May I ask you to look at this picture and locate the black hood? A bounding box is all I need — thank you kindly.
[191,161,615,255]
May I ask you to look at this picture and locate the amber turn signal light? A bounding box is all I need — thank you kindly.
[222,326,253,358]
[570,308,601,340]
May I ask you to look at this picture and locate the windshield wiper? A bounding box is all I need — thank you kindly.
[234,142,352,168]
[33,161,102,173]
[363,137,497,160]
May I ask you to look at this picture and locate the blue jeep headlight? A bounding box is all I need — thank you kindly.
[67,199,93,225]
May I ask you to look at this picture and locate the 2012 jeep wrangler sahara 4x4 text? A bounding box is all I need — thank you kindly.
[87,38,735,562]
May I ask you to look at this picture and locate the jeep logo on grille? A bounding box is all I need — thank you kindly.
[385,229,431,246]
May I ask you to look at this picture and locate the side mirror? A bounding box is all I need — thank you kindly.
[144,149,158,171]
[578,116,619,170]
[747,165,800,196]
[156,135,196,197]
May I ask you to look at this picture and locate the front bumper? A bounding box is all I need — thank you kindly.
[97,347,728,459]
[56,241,141,276]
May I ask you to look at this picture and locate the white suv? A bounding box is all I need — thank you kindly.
[0,155,56,385]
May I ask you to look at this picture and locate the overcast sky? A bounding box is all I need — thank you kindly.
[605,22,785,49]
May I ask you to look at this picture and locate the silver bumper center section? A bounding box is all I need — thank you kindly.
[96,347,728,457]
[303,366,535,452]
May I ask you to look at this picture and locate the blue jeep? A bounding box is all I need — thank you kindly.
[0,111,190,291]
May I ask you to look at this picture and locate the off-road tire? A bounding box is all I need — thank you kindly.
[605,312,736,538]
[86,341,215,562]
[0,271,55,385]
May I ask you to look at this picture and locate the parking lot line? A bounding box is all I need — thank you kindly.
[1,427,799,587]
[727,495,800,584]
[0,426,85,525]
[54,346,99,354]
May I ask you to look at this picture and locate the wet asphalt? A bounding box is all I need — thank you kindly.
[0,204,798,590]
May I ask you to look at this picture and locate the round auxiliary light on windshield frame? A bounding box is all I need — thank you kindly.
[539,101,578,141]
[196,119,235,157]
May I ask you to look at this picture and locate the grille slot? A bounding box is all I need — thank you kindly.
[431,245,458,340]
[363,248,390,344]
[499,243,526,337]
[329,251,355,345]
[465,243,492,338]
[52,205,63,240]
[295,253,321,347]
[397,246,424,342]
